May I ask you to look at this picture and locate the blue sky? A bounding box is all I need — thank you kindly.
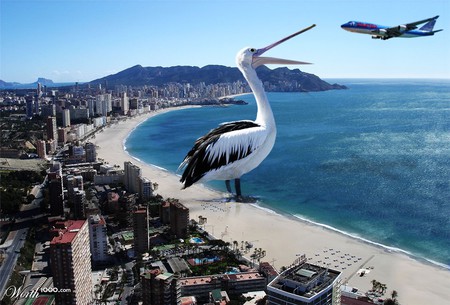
[1,0,449,83]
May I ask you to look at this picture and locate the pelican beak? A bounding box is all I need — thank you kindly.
[252,24,316,68]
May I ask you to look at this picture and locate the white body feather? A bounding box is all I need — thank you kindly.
[199,123,276,182]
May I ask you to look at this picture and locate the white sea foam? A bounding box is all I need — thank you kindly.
[290,213,450,270]
[248,201,450,270]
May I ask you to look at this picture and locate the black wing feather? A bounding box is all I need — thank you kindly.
[179,121,260,188]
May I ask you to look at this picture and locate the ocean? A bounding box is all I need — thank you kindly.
[125,79,450,268]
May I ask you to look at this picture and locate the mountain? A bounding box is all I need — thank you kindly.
[89,65,347,92]
[0,80,22,89]
[0,78,71,89]
[35,78,54,86]
[1,65,347,91]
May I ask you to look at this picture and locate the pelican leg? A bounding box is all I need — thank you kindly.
[235,178,242,197]
[225,180,232,193]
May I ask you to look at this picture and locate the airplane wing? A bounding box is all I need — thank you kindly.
[383,15,440,37]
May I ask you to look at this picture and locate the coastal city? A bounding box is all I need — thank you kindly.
[0,81,437,305]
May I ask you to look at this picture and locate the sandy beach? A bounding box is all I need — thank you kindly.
[91,107,450,304]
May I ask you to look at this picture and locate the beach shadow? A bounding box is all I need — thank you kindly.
[198,194,260,204]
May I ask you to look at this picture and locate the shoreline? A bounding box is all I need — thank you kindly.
[92,106,450,304]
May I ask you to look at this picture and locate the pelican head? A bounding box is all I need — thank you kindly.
[236,24,316,73]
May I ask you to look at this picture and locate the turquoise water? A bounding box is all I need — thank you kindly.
[125,79,450,268]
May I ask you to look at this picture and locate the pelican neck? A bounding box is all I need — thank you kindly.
[245,68,275,128]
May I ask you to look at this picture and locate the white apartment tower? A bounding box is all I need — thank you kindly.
[62,109,71,127]
[88,214,109,263]
[120,92,129,115]
[124,161,141,194]
[140,177,154,201]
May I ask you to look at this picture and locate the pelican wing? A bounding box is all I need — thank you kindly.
[179,120,263,188]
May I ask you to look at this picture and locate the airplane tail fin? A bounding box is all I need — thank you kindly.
[419,19,437,31]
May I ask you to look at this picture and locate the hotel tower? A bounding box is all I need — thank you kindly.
[50,220,93,305]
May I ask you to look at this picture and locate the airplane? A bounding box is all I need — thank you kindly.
[341,15,443,40]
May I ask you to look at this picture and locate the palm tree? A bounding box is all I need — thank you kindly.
[260,250,266,263]
[383,293,399,305]
[225,241,231,252]
[250,253,257,267]
[391,290,398,299]
[383,290,399,305]
[371,279,379,292]
[233,240,239,253]
[379,283,387,294]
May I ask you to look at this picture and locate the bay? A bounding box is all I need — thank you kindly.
[125,79,450,268]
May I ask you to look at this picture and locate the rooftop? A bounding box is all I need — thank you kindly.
[180,272,263,287]
[268,262,341,299]
[50,220,85,244]
[89,214,106,226]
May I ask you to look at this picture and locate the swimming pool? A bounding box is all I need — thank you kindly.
[192,256,220,265]
[189,237,204,244]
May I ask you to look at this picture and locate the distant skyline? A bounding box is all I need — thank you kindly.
[1,0,449,83]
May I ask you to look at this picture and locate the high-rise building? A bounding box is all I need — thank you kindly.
[37,82,43,97]
[267,256,342,305]
[124,161,141,194]
[72,189,86,219]
[46,139,57,155]
[41,104,56,117]
[58,127,67,145]
[120,92,129,115]
[88,214,109,263]
[48,171,64,216]
[26,97,34,118]
[133,207,149,254]
[95,98,103,116]
[141,268,181,305]
[84,142,96,162]
[87,98,95,117]
[169,200,189,238]
[94,93,112,116]
[62,109,71,127]
[34,96,40,114]
[49,220,93,305]
[66,175,84,219]
[36,140,46,159]
[140,177,154,201]
[46,116,57,141]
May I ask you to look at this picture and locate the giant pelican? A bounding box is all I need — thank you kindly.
[179,24,316,199]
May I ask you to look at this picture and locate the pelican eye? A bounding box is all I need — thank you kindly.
[249,48,256,53]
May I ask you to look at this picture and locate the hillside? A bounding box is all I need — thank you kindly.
[89,64,347,92]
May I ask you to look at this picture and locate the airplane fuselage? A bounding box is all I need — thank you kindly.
[341,21,436,39]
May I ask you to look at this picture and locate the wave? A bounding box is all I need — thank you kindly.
[247,201,449,270]
[292,213,450,270]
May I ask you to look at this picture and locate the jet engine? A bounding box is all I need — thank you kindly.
[398,25,408,32]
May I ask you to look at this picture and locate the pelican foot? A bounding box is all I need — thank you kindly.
[228,195,258,203]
